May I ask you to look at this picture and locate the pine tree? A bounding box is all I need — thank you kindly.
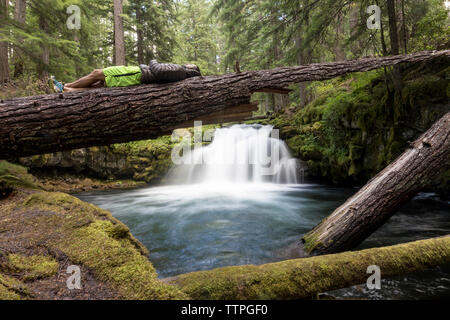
[114,0,125,65]
[0,0,10,84]
[13,0,27,77]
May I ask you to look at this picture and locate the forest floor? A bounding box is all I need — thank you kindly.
[0,161,186,300]
[0,188,122,299]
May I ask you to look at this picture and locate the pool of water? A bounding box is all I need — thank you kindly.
[76,184,450,300]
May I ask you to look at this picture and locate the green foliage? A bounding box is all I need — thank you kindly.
[272,60,449,184]
[172,0,222,75]
[6,254,59,281]
[409,0,450,51]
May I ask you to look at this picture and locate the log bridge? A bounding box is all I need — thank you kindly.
[0,50,448,160]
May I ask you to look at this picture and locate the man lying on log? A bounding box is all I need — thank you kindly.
[51,60,202,93]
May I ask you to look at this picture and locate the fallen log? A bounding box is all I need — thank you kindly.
[166,235,450,300]
[0,50,448,159]
[302,111,450,255]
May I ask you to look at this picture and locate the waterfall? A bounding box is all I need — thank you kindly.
[167,124,300,184]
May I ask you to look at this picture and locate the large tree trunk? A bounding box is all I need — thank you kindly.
[349,2,361,55]
[166,235,450,299]
[13,0,27,78]
[386,0,403,93]
[38,16,49,84]
[400,0,407,54]
[334,12,346,61]
[0,50,448,160]
[271,8,289,112]
[0,0,10,84]
[113,0,125,66]
[136,4,144,65]
[295,29,309,108]
[302,112,450,255]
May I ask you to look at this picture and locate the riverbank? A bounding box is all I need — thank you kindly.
[0,160,187,299]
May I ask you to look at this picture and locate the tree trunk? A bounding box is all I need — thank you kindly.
[113,0,125,66]
[349,2,361,55]
[0,0,10,84]
[13,0,27,78]
[334,12,346,61]
[295,29,309,107]
[271,9,289,112]
[38,16,49,84]
[386,0,403,93]
[378,0,388,57]
[386,0,400,55]
[302,112,450,255]
[401,0,407,54]
[0,50,448,159]
[165,235,450,299]
[136,5,144,65]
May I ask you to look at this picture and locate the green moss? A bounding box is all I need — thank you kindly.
[302,233,323,253]
[54,220,186,299]
[271,60,449,189]
[0,161,42,191]
[170,236,450,300]
[0,175,42,191]
[9,189,187,299]
[0,161,28,176]
[0,273,29,300]
[6,254,58,281]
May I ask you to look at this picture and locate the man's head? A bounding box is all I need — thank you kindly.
[183,64,201,78]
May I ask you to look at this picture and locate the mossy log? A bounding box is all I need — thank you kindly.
[302,112,450,255]
[166,235,450,300]
[0,50,448,159]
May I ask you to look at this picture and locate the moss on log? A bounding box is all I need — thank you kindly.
[166,236,450,300]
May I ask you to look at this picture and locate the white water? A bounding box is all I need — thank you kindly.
[167,124,300,185]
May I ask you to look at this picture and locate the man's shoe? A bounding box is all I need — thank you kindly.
[51,75,64,93]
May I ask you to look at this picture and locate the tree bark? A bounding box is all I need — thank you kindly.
[271,8,289,112]
[400,0,407,54]
[386,0,403,93]
[349,2,361,55]
[38,15,49,84]
[0,50,448,160]
[113,0,125,66]
[13,0,27,78]
[165,235,450,299]
[295,29,309,108]
[334,12,346,61]
[0,0,10,84]
[302,111,450,255]
[136,4,144,65]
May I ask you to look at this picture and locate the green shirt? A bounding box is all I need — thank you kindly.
[103,66,142,88]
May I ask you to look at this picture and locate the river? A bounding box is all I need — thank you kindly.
[75,124,450,299]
